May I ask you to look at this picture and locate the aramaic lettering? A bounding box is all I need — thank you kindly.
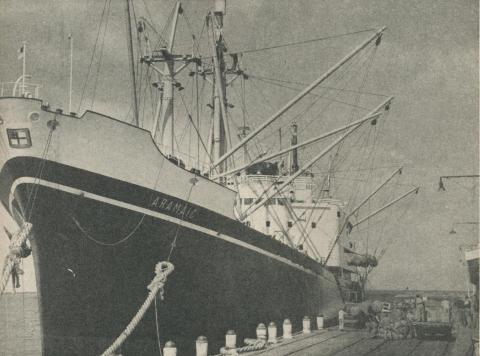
[150,196,197,219]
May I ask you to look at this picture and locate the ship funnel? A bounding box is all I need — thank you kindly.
[290,123,299,174]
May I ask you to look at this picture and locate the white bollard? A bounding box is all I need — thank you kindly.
[256,323,267,341]
[302,316,311,334]
[196,336,208,356]
[163,341,177,356]
[339,309,345,331]
[283,319,292,339]
[225,329,236,349]
[317,315,324,330]
[268,322,277,343]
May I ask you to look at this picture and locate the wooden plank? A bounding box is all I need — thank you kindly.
[368,339,423,356]
[408,340,451,356]
[248,330,345,356]
[284,331,367,356]
[333,337,386,356]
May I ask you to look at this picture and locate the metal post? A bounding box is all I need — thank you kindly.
[22,41,26,96]
[68,34,73,113]
[125,0,139,126]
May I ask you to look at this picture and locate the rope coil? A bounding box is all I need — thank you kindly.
[100,261,174,356]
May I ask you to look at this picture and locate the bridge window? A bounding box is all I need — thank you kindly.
[7,128,31,148]
[287,221,293,228]
[266,221,270,227]
[311,222,316,228]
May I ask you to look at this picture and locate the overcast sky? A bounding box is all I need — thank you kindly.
[0,0,478,293]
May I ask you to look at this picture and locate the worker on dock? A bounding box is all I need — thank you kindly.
[415,294,425,322]
[464,295,473,328]
[405,308,416,338]
[366,305,380,338]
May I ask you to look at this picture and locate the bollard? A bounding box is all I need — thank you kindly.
[256,323,267,340]
[283,319,292,339]
[267,322,277,343]
[196,336,208,356]
[302,316,311,334]
[317,315,324,330]
[163,340,177,356]
[339,309,345,331]
[225,330,236,349]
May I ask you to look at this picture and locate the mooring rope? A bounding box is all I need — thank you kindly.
[0,222,32,296]
[100,261,174,356]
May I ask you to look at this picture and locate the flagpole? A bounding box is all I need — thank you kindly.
[22,41,26,96]
[68,34,73,113]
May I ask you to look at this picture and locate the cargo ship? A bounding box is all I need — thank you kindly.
[0,1,403,354]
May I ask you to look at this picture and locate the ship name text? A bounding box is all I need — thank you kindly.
[150,196,198,220]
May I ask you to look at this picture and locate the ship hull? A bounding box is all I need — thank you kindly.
[1,157,343,356]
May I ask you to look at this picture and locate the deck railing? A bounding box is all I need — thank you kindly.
[0,81,41,99]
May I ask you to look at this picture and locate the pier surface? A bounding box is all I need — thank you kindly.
[1,293,477,355]
[246,326,474,356]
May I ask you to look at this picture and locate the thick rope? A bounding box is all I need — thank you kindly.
[219,340,267,355]
[100,261,174,356]
[0,222,32,296]
[236,340,267,353]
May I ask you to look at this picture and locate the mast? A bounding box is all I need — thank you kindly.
[125,0,139,126]
[140,2,192,157]
[157,1,181,155]
[209,0,230,174]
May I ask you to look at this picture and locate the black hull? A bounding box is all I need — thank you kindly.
[1,157,343,355]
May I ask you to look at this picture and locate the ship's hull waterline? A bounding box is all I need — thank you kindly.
[1,156,343,355]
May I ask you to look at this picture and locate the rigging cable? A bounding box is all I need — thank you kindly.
[197,28,379,60]
[247,74,389,98]
[77,0,110,113]
[238,49,377,221]
[237,41,367,173]
[251,76,371,111]
[177,91,217,172]
[90,0,112,109]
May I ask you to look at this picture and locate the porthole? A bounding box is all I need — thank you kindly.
[28,112,40,121]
